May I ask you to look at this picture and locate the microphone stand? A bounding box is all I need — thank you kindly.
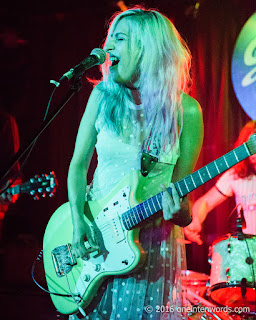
[0,77,82,186]
[236,205,245,241]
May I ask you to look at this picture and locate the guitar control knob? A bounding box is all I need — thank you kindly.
[83,274,91,282]
[93,264,101,272]
[246,257,253,265]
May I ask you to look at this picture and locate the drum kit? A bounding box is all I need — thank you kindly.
[182,233,256,320]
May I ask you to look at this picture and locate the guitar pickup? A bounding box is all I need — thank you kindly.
[51,244,77,277]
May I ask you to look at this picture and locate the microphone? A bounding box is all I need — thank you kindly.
[59,48,106,82]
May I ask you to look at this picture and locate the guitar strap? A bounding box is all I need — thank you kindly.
[140,116,159,177]
[140,117,180,177]
[140,152,158,177]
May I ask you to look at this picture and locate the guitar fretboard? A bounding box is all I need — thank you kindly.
[175,142,250,197]
[122,141,252,230]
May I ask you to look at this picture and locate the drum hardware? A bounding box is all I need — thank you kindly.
[236,205,246,240]
[187,302,203,318]
[208,246,212,264]
[188,303,212,320]
[209,234,256,312]
[241,278,247,299]
[226,268,230,281]
[185,288,233,320]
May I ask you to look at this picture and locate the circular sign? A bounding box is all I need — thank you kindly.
[231,12,256,120]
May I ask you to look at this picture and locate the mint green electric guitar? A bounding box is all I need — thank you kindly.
[43,134,256,315]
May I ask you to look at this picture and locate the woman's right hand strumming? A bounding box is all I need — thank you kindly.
[72,217,99,258]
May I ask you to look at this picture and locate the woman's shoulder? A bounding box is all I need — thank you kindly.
[181,93,202,114]
[85,83,105,113]
[180,93,203,129]
[90,83,104,98]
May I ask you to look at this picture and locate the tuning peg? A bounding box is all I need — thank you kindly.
[30,190,36,196]
[42,193,46,198]
[33,195,39,200]
[49,192,55,198]
[34,174,40,179]
[30,178,35,183]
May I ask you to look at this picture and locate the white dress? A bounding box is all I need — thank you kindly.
[77,106,187,320]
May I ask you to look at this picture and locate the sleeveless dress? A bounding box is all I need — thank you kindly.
[75,105,188,320]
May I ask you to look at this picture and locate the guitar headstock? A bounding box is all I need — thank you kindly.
[247,133,256,156]
[21,171,58,200]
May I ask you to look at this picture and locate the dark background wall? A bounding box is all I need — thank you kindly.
[0,0,255,319]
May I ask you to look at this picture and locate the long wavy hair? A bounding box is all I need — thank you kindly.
[234,120,256,178]
[95,6,191,152]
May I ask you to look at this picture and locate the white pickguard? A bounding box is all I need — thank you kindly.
[75,185,137,296]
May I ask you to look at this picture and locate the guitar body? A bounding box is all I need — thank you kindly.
[43,169,171,315]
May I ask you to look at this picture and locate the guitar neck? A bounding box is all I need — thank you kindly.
[174,141,251,197]
[6,184,19,196]
[4,172,57,198]
[122,140,253,230]
[7,181,32,196]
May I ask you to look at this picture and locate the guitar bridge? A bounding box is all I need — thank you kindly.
[51,244,77,277]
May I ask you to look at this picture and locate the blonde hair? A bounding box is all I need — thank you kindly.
[96,6,191,151]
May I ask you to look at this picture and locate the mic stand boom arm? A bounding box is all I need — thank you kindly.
[0,78,82,186]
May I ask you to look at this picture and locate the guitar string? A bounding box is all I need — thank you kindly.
[85,145,250,233]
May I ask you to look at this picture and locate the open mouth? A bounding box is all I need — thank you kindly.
[110,56,120,67]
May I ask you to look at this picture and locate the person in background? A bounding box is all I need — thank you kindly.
[185,120,256,245]
[68,6,203,320]
[0,109,21,241]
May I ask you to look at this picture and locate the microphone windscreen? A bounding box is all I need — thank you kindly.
[90,48,106,65]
